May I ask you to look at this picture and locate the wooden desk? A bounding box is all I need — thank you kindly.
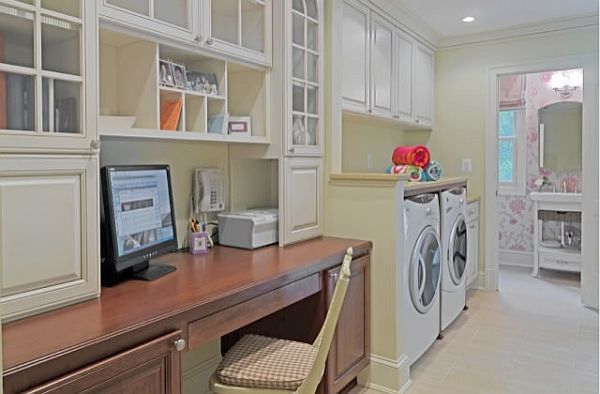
[3,237,372,393]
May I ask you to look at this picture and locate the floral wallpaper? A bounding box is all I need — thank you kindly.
[498,70,583,253]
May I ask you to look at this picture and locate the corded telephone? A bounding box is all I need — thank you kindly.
[192,168,225,214]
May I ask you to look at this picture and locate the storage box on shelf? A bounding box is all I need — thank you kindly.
[98,29,269,144]
[98,0,272,67]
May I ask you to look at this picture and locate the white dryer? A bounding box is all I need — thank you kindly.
[440,187,468,331]
[403,193,442,365]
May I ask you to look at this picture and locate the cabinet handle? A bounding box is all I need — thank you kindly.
[90,139,101,152]
[205,37,214,46]
[330,272,339,280]
[174,339,186,352]
[367,109,373,113]
[288,147,296,153]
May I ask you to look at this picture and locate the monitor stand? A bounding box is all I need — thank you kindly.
[131,261,176,281]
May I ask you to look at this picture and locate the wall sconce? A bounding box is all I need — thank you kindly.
[550,69,583,98]
[553,85,578,98]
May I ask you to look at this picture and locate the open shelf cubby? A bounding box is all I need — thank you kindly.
[98,29,269,144]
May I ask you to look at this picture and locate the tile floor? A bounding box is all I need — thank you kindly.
[354,266,599,394]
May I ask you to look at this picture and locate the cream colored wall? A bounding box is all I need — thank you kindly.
[341,113,430,173]
[428,26,599,274]
[100,139,229,249]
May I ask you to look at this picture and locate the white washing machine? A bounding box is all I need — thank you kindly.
[403,193,442,365]
[440,187,468,331]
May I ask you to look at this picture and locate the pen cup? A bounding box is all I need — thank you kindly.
[189,231,209,255]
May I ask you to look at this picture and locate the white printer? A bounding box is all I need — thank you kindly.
[218,209,278,249]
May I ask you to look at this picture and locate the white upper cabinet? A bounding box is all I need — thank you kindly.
[339,0,434,129]
[0,0,98,153]
[370,13,394,117]
[100,0,199,43]
[413,43,434,127]
[341,0,370,113]
[286,0,324,157]
[394,29,413,123]
[207,0,271,66]
[99,0,271,66]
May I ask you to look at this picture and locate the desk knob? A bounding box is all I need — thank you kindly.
[174,339,186,352]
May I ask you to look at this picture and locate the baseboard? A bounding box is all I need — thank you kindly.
[499,249,533,268]
[358,353,412,393]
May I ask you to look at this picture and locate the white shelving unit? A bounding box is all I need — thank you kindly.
[98,29,269,144]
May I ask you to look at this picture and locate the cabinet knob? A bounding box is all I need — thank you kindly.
[288,147,296,153]
[416,119,420,124]
[174,339,186,352]
[90,139,101,152]
[367,109,373,113]
[331,272,339,280]
[205,37,214,46]
[194,34,203,43]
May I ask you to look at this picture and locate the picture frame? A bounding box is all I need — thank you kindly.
[171,63,188,89]
[228,116,252,137]
[158,60,175,87]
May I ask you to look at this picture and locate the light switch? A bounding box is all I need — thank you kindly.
[462,159,472,173]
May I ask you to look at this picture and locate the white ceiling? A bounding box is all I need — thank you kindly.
[397,0,599,38]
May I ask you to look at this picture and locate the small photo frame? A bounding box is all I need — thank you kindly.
[228,116,252,137]
[171,63,188,89]
[159,60,175,87]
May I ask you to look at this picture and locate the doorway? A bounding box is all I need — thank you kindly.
[484,55,599,308]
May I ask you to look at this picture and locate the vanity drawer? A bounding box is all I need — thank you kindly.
[539,253,581,273]
[466,201,479,222]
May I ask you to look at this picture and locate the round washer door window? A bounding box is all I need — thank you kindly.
[449,216,467,286]
[409,226,441,314]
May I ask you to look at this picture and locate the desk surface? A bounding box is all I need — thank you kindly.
[3,236,371,375]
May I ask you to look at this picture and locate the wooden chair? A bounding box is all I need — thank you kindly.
[209,247,354,394]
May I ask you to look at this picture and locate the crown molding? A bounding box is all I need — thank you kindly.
[438,13,599,49]
[367,0,442,48]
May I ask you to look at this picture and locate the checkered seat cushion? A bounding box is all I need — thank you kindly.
[216,334,318,390]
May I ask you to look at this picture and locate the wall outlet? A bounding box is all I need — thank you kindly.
[462,159,472,173]
[367,153,373,170]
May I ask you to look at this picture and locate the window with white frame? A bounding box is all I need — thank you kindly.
[498,108,526,195]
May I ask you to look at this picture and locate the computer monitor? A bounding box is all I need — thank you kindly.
[101,165,178,283]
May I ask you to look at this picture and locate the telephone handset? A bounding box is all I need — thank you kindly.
[192,168,225,214]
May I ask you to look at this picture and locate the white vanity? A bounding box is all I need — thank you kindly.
[530,192,582,275]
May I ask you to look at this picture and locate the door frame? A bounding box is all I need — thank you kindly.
[484,54,598,307]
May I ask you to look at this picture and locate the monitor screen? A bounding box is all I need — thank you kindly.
[107,167,176,259]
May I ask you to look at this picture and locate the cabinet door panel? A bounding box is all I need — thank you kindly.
[395,30,413,122]
[414,44,434,127]
[341,0,369,112]
[0,155,99,321]
[467,219,479,288]
[27,331,182,394]
[371,14,394,117]
[283,158,323,245]
[325,255,370,393]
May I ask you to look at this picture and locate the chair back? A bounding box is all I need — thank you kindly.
[297,247,354,394]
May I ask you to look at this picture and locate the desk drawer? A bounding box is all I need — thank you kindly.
[188,273,322,349]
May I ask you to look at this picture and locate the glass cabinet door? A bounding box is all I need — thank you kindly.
[208,0,270,65]
[102,0,196,43]
[287,0,322,156]
[0,0,95,153]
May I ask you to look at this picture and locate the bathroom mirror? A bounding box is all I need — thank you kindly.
[539,102,582,171]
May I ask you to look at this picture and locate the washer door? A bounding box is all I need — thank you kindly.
[409,226,441,314]
[448,215,467,286]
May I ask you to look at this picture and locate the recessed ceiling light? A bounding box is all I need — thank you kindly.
[462,16,475,23]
